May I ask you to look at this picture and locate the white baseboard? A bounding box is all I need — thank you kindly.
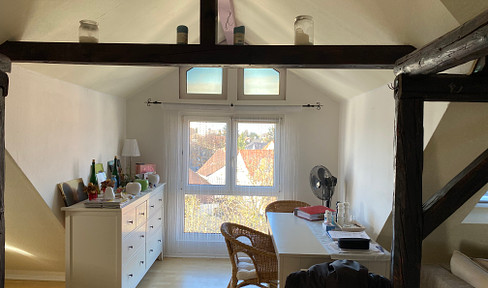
[6,270,65,281]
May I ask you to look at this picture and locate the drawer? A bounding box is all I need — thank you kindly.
[147,191,163,218]
[122,247,146,288]
[122,207,136,236]
[146,208,162,239]
[136,202,147,228]
[146,226,163,271]
[122,225,145,264]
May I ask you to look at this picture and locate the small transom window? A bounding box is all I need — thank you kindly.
[238,68,286,100]
[180,67,227,100]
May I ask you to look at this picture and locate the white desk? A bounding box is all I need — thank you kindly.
[267,212,390,286]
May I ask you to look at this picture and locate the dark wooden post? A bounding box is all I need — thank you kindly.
[392,74,424,288]
[0,71,8,288]
[200,0,217,45]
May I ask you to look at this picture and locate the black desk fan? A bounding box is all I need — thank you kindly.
[310,165,337,208]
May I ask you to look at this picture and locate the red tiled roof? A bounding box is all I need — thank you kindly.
[188,169,210,185]
[239,150,274,181]
[197,149,226,177]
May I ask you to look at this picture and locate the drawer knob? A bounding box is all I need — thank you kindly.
[128,274,133,278]
[140,235,145,238]
[150,225,154,229]
[150,205,155,208]
[159,199,162,201]
[140,261,145,265]
[150,249,154,252]
[158,240,162,243]
[158,218,162,221]
[127,220,134,224]
[140,212,145,216]
[128,245,134,249]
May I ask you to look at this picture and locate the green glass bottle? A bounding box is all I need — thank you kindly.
[113,156,120,188]
[89,159,99,194]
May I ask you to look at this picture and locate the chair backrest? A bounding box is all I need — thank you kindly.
[265,200,310,214]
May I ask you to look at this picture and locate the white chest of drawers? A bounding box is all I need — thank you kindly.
[62,183,165,288]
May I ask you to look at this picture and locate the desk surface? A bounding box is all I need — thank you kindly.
[267,212,391,285]
[267,212,330,257]
[267,212,390,261]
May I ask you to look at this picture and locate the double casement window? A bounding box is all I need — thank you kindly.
[180,67,286,100]
[181,116,280,235]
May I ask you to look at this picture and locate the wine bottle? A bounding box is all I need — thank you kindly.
[113,156,120,188]
[89,159,100,194]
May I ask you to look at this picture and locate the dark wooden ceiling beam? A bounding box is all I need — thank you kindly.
[200,0,218,45]
[423,148,488,239]
[394,9,488,76]
[395,73,488,102]
[0,72,7,97]
[392,73,424,288]
[0,41,415,68]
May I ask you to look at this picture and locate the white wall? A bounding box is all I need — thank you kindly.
[127,68,340,204]
[5,65,125,277]
[126,68,340,256]
[6,65,126,222]
[340,84,449,239]
[340,85,395,238]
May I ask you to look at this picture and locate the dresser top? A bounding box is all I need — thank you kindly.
[62,183,165,212]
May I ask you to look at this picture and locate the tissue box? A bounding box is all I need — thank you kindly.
[135,163,156,174]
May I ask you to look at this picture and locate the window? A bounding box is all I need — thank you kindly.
[238,68,286,100]
[480,191,488,203]
[179,67,227,100]
[182,116,280,234]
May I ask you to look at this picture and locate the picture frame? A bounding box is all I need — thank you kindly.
[58,178,87,206]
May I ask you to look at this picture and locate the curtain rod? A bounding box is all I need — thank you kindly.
[144,98,323,111]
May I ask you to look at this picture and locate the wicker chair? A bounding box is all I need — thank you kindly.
[265,200,310,214]
[221,222,278,288]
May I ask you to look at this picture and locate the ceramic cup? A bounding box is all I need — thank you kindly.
[148,174,160,188]
[104,186,115,200]
[134,179,149,191]
[125,182,141,195]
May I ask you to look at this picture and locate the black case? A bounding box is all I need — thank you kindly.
[337,238,370,249]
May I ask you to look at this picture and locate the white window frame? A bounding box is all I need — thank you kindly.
[181,115,281,196]
[178,115,281,243]
[179,67,228,100]
[237,68,286,101]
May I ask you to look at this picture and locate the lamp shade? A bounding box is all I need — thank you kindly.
[122,139,140,157]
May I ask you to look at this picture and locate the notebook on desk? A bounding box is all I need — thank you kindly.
[327,230,370,241]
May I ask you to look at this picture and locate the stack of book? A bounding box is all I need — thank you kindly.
[84,197,130,209]
[294,205,335,221]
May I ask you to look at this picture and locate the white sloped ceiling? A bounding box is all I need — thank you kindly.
[0,0,487,99]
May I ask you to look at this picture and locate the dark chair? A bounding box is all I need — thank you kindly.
[285,260,392,288]
[221,222,278,288]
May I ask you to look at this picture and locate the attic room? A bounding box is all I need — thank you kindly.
[1,0,488,288]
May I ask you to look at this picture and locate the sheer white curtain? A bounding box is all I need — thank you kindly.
[162,107,300,257]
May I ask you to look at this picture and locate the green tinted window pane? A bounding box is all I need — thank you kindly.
[189,121,226,185]
[244,68,279,95]
[187,67,223,94]
[236,122,275,187]
[184,195,277,233]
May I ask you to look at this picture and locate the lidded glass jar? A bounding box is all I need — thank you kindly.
[294,15,313,45]
[79,20,99,43]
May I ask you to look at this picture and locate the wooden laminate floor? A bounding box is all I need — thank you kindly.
[5,257,234,288]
